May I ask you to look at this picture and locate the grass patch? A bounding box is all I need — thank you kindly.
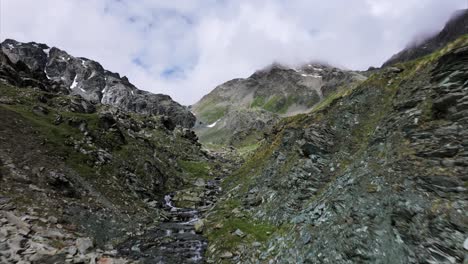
[178,160,211,180]
[193,97,228,124]
[237,142,262,158]
[207,217,277,249]
[250,96,266,108]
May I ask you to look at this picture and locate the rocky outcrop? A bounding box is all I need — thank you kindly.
[383,9,468,67]
[192,63,365,147]
[196,108,280,147]
[0,39,195,128]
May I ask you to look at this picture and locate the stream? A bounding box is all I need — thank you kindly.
[117,176,222,263]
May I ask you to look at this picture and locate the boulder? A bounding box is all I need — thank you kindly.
[76,237,94,254]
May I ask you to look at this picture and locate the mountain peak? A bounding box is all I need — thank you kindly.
[0,39,195,128]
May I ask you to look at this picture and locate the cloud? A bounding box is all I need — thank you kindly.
[1,0,466,104]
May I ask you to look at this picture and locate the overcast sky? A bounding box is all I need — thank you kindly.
[1,0,466,104]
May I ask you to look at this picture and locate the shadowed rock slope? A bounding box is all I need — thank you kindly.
[203,35,468,263]
[1,39,195,128]
[192,63,365,149]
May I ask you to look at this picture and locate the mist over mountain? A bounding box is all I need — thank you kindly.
[1,3,468,264]
[1,0,465,104]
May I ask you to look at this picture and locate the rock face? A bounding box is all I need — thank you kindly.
[0,39,195,128]
[192,63,365,147]
[383,9,468,67]
[204,34,468,263]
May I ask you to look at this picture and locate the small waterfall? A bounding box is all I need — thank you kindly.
[118,176,224,263]
[164,194,174,208]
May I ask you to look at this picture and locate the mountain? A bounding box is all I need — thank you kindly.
[1,39,195,128]
[204,34,468,263]
[0,39,240,263]
[383,9,468,67]
[1,9,468,264]
[192,63,366,148]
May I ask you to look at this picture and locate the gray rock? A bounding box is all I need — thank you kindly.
[194,219,204,233]
[220,251,233,259]
[76,237,93,254]
[194,178,206,187]
[32,105,49,116]
[2,211,30,232]
[233,229,245,238]
[47,216,58,224]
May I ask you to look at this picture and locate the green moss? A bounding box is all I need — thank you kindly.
[250,96,266,108]
[237,141,262,158]
[198,127,229,145]
[200,105,228,124]
[178,160,211,180]
[0,103,97,173]
[207,217,276,248]
[262,95,296,114]
[193,97,228,124]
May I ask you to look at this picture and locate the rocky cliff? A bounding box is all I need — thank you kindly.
[204,35,468,263]
[1,39,195,128]
[383,9,468,67]
[192,63,365,148]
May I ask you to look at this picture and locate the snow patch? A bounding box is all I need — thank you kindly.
[207,119,220,128]
[43,48,50,57]
[81,60,87,68]
[87,71,96,79]
[131,90,134,95]
[7,44,14,49]
[301,74,322,78]
[70,76,79,89]
[44,69,51,80]
[80,88,86,93]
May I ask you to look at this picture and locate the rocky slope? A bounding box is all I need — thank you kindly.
[1,39,195,128]
[383,9,468,67]
[0,39,240,263]
[203,35,468,263]
[192,63,365,148]
[2,10,467,264]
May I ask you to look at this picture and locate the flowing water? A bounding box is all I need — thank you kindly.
[118,177,222,263]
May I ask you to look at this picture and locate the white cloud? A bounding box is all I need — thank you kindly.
[0,0,465,104]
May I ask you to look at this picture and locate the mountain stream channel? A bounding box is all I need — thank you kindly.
[117,176,223,263]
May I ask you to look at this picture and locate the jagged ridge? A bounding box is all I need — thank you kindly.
[0,39,195,128]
